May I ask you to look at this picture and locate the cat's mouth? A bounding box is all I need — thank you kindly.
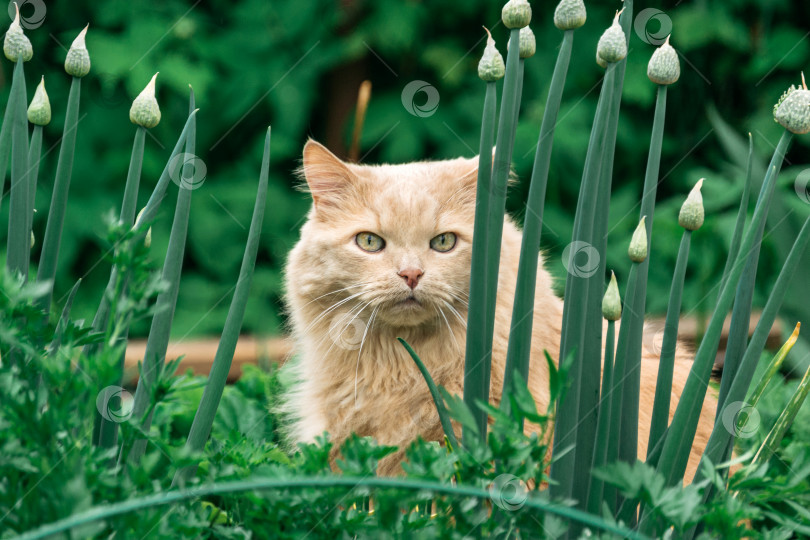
[399,295,421,307]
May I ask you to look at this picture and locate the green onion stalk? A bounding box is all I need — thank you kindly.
[648,118,796,494]
[588,271,621,514]
[602,217,646,514]
[95,74,163,449]
[476,1,532,430]
[694,214,810,483]
[26,77,51,252]
[13,477,645,540]
[501,0,582,413]
[173,127,271,486]
[36,25,90,310]
[647,159,786,491]
[510,26,535,128]
[614,35,680,494]
[718,133,754,295]
[0,4,32,208]
[126,87,197,465]
[550,6,628,506]
[576,14,642,509]
[646,179,702,460]
[641,93,803,528]
[398,338,459,451]
[86,73,167,370]
[716,130,795,417]
[463,25,504,446]
[90,103,196,447]
[682,216,810,540]
[6,57,30,279]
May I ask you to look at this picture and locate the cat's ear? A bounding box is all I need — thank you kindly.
[455,147,496,182]
[299,139,355,209]
[445,150,508,207]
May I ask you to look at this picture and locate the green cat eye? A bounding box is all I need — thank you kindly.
[430,232,457,252]
[356,232,385,252]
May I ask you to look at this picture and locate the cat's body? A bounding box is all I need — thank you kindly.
[284,140,716,480]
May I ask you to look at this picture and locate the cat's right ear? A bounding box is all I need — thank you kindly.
[299,139,355,210]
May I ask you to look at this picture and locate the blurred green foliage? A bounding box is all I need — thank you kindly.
[1,0,809,346]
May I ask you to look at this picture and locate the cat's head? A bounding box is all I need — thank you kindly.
[291,139,480,328]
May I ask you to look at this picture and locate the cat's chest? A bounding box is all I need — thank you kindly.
[317,345,462,427]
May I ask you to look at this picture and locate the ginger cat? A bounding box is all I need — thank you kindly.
[283,140,716,481]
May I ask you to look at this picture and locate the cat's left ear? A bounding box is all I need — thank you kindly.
[299,139,355,210]
[456,147,496,181]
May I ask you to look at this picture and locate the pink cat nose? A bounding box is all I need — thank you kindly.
[398,268,423,290]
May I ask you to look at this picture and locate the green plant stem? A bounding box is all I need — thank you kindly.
[26,125,43,246]
[575,63,626,512]
[479,27,522,437]
[90,115,194,443]
[616,86,668,516]
[695,214,810,481]
[121,127,147,224]
[134,109,199,232]
[94,127,148,448]
[553,8,634,512]
[718,133,753,295]
[463,80,496,447]
[12,477,649,540]
[513,58,524,128]
[588,319,615,515]
[397,337,459,450]
[643,133,793,533]
[7,58,30,279]
[502,29,574,409]
[551,64,618,508]
[36,77,82,310]
[549,68,609,500]
[647,230,691,454]
[127,91,197,465]
[603,262,639,513]
[715,134,787,416]
[0,64,16,208]
[172,127,270,487]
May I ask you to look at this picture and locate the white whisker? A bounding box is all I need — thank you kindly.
[436,304,460,354]
[447,291,470,307]
[301,291,365,334]
[354,305,380,405]
[443,300,468,328]
[301,281,374,309]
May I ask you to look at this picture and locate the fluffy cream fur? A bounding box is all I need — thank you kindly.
[284,140,716,481]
